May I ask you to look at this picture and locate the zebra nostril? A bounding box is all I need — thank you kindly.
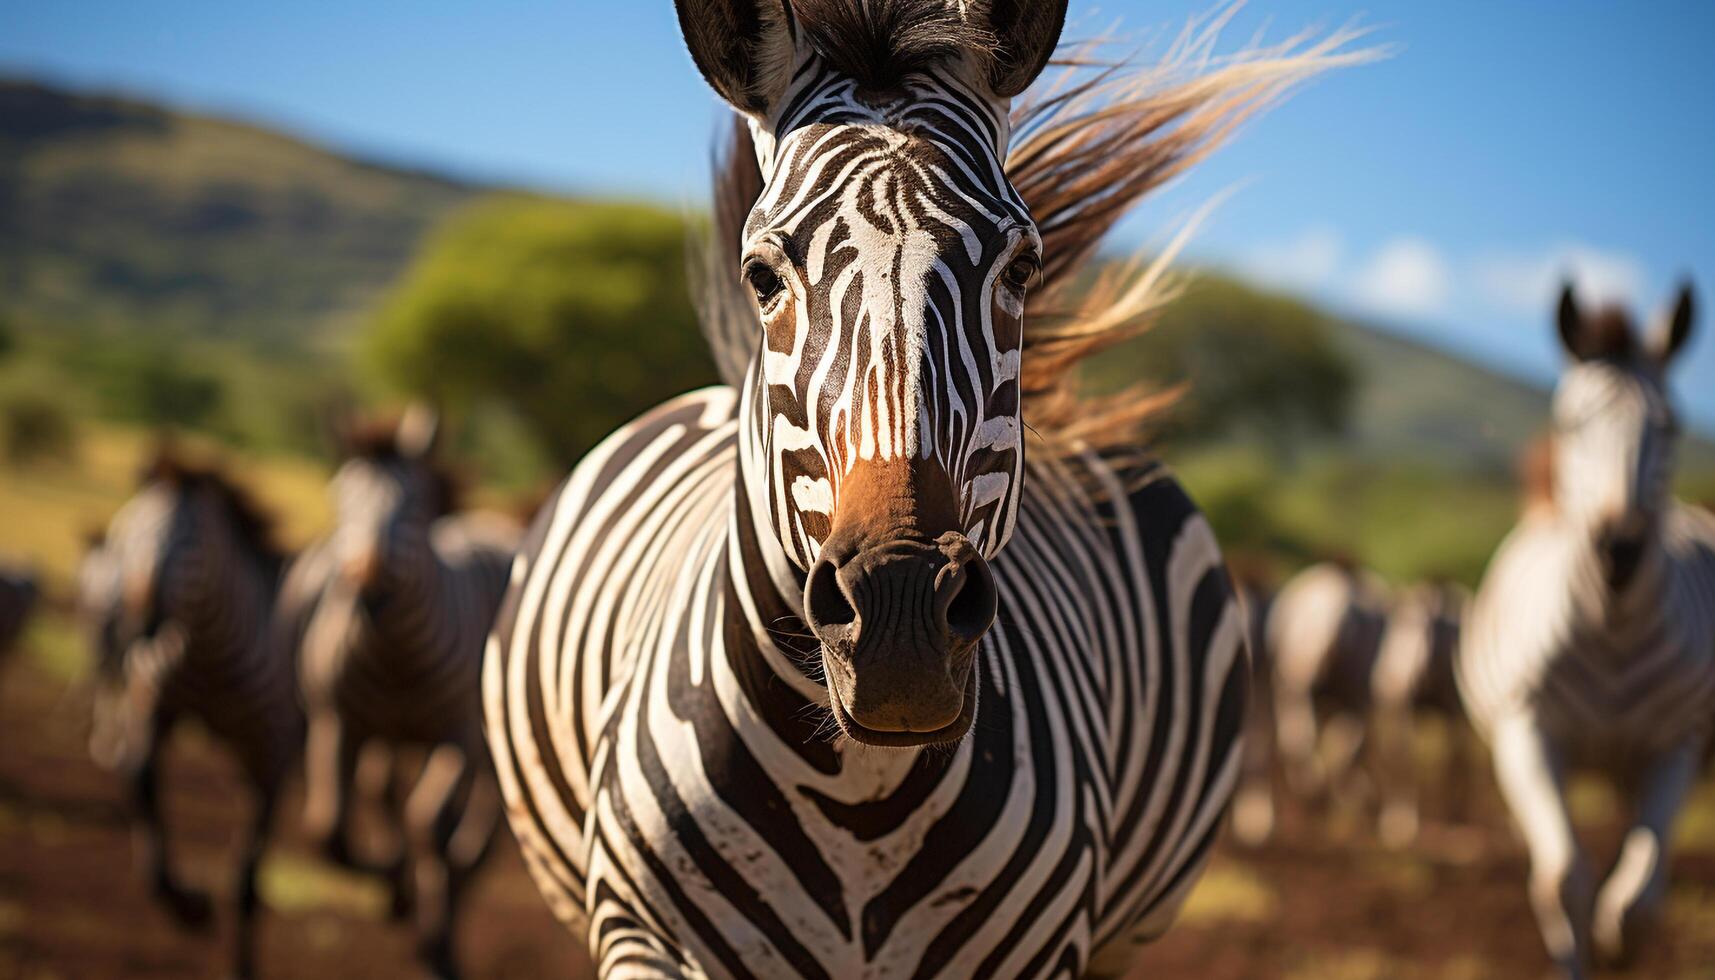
[804,557,858,640]
[936,553,996,647]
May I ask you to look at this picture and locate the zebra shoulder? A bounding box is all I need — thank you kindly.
[1041,448,1243,662]
[500,385,742,631]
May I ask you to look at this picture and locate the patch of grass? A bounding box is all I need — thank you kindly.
[1177,858,1279,926]
[20,610,85,684]
[1674,782,1715,855]
[1566,776,1619,826]
[259,854,389,919]
[1284,947,1397,980]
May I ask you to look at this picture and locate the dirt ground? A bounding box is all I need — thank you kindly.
[4,639,1713,980]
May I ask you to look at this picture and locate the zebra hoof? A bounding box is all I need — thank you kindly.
[389,884,415,921]
[159,883,215,932]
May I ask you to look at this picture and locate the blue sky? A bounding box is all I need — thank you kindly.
[6,1,1713,428]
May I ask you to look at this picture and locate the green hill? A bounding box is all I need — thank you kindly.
[0,78,475,342]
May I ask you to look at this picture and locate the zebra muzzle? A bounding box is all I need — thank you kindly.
[805,531,996,746]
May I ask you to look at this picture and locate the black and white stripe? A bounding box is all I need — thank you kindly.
[286,407,516,980]
[1458,283,1715,978]
[485,4,1248,976]
[82,459,299,980]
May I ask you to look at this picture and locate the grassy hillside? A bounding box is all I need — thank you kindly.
[0,78,475,341]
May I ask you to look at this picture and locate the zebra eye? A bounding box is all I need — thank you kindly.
[744,262,785,311]
[1002,254,1040,292]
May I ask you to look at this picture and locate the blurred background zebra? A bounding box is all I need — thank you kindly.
[1459,283,1715,978]
[285,406,516,980]
[1371,579,1471,848]
[80,449,301,980]
[1267,560,1391,810]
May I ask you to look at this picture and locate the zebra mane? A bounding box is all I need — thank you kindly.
[791,0,996,93]
[140,449,286,570]
[695,13,1373,454]
[1569,306,1638,363]
[340,417,465,519]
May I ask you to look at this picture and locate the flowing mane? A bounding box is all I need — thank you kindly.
[697,9,1370,455]
[339,416,465,519]
[139,448,286,571]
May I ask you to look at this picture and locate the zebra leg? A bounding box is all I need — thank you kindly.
[1319,710,1369,809]
[361,741,416,920]
[1446,714,1478,824]
[403,743,480,980]
[1593,739,1701,968]
[302,709,363,869]
[1232,668,1277,846]
[130,725,214,930]
[1491,715,1591,979]
[1373,701,1419,848]
[1275,683,1323,799]
[231,771,282,980]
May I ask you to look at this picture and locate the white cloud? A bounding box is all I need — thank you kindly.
[1237,225,1344,293]
[1471,243,1647,316]
[1349,237,1451,319]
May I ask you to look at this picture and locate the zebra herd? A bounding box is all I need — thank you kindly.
[2,2,1705,979]
[1230,562,1473,851]
[77,411,517,979]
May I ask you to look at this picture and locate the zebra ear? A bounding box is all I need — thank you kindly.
[1649,280,1696,366]
[674,0,797,116]
[397,403,441,459]
[981,0,1070,98]
[1556,281,1588,361]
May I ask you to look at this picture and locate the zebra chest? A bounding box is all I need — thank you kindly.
[581,654,1109,979]
[1529,626,1715,753]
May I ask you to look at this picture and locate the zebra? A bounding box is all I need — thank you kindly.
[1369,579,1471,847]
[83,450,301,980]
[484,3,1357,975]
[1266,559,1391,809]
[0,562,37,658]
[1458,282,1715,978]
[285,405,516,980]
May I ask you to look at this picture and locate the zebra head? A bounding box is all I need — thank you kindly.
[677,0,1067,745]
[109,455,239,648]
[328,405,453,598]
[1551,281,1696,590]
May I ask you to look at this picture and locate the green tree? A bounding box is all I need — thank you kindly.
[112,355,225,429]
[363,194,717,464]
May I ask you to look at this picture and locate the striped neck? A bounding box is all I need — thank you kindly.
[359,525,445,648]
[1566,516,1668,629]
[176,510,277,663]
